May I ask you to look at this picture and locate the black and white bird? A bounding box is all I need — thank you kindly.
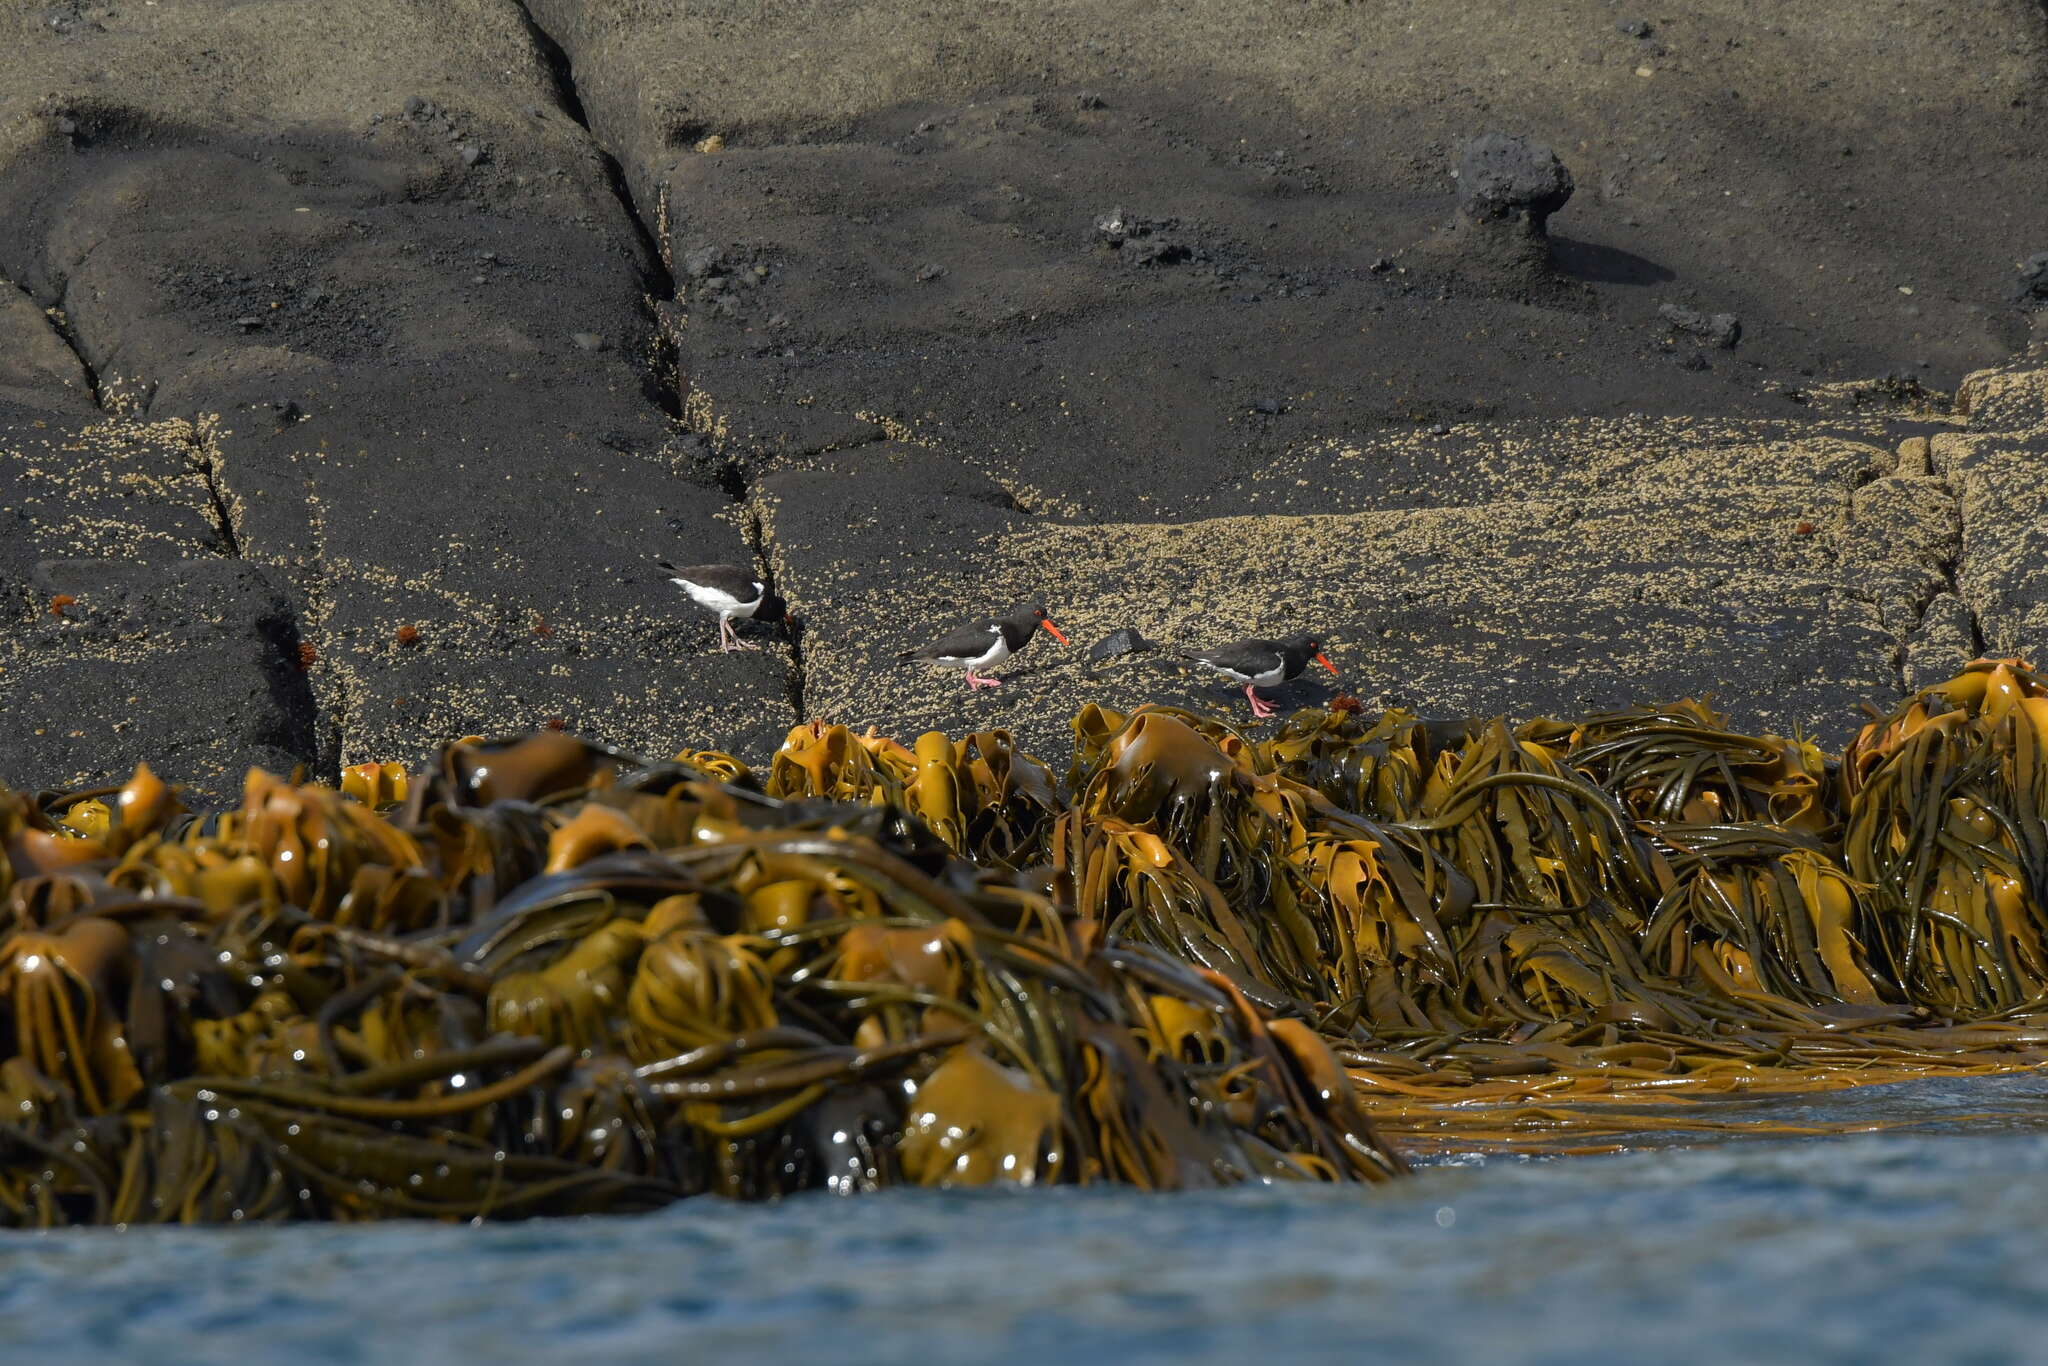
[1175,634,1337,718]
[657,561,786,652]
[898,605,1069,689]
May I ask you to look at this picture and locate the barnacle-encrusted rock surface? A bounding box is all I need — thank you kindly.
[3,0,2047,798]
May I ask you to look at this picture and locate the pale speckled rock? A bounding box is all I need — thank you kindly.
[4,0,2048,799]
[1944,358,2048,658]
[0,0,794,794]
[0,397,310,799]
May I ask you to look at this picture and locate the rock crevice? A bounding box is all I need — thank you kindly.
[5,0,2048,796]
[510,0,807,725]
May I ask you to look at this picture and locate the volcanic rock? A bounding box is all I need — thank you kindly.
[1659,302,1743,348]
[4,0,2048,799]
[2017,252,2048,307]
[1455,133,1575,232]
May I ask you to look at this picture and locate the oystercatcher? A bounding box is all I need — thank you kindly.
[658,561,785,652]
[899,606,1069,689]
[1176,635,1337,718]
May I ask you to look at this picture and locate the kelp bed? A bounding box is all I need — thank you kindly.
[3,659,2047,1224]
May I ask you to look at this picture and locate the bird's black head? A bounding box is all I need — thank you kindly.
[1289,634,1338,677]
[1019,605,1068,644]
[757,592,790,624]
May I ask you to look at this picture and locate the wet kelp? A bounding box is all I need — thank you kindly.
[4,659,2047,1222]
[0,733,1396,1227]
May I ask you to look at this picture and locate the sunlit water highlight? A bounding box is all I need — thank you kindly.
[8,1073,2048,1365]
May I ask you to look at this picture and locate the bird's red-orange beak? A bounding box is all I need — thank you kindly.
[1040,618,1069,644]
[1315,651,1338,676]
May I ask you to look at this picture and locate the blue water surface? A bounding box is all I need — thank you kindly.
[7,1073,2048,1365]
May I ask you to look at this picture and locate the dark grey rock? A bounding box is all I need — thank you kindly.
[1659,302,1742,348]
[1409,132,1581,292]
[682,244,725,279]
[1456,133,1575,230]
[1091,205,1190,263]
[1086,628,1154,667]
[2015,252,2048,307]
[2,557,314,804]
[1616,19,1652,38]
[8,0,2048,796]
[42,4,102,37]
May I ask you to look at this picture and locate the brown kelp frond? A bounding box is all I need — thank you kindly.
[1266,706,1430,820]
[7,660,2048,1222]
[1566,699,1834,833]
[0,735,1402,1225]
[764,722,1059,870]
[1841,658,2048,1012]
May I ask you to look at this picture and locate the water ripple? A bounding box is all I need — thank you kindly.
[7,1075,2048,1364]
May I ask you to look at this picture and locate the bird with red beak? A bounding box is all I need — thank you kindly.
[1176,634,1338,718]
[898,606,1069,689]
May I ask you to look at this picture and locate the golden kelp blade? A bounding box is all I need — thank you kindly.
[4,659,2047,1225]
[0,739,1401,1225]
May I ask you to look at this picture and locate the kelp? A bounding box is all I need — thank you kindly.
[6,660,2048,1221]
[1840,661,2048,1010]
[0,734,1398,1227]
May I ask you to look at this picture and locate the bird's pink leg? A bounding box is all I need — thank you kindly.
[965,669,1003,689]
[1244,684,1276,718]
[721,616,760,651]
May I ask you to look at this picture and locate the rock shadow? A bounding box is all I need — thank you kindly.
[1549,236,1676,286]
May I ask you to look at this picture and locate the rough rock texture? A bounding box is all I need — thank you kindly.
[756,409,1973,747]
[3,0,2047,798]
[1408,132,1579,294]
[0,398,310,791]
[0,0,791,800]
[0,281,93,399]
[2017,254,2048,308]
[1456,134,1576,229]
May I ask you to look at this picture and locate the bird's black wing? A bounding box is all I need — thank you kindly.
[660,562,760,598]
[1185,639,1286,675]
[900,621,999,662]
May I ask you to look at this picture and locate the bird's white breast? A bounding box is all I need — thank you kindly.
[1200,657,1284,687]
[673,579,759,616]
[939,632,1009,669]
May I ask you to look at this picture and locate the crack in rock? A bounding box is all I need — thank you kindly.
[178,415,244,559]
[506,0,806,723]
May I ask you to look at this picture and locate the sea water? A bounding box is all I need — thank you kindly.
[8,1073,2048,1365]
